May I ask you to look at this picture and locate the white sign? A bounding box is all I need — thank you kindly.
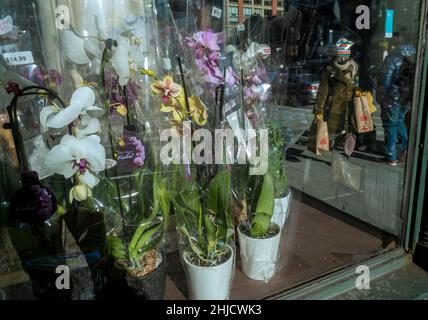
[0,15,13,36]
[211,7,222,19]
[3,51,35,66]
[27,136,54,180]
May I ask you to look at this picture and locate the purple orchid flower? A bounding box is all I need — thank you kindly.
[225,67,239,86]
[186,30,224,87]
[186,30,221,52]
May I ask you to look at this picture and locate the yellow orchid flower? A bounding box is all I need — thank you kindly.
[151,76,182,105]
[188,96,208,126]
[160,104,184,122]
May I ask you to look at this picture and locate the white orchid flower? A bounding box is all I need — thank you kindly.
[45,134,106,188]
[111,36,145,86]
[61,29,102,68]
[40,86,103,129]
[76,117,101,138]
[111,37,131,86]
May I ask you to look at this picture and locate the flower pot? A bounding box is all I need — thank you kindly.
[100,251,166,300]
[182,246,234,300]
[272,188,292,230]
[238,224,281,281]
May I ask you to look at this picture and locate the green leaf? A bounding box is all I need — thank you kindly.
[251,172,275,237]
[128,218,156,252]
[129,223,162,260]
[207,170,232,235]
[178,225,206,260]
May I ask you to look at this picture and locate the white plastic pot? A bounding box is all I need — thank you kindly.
[183,246,234,300]
[238,225,281,281]
[272,189,292,230]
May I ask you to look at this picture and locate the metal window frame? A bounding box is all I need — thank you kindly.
[402,0,428,252]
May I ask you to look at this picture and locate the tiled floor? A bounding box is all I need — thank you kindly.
[166,190,397,300]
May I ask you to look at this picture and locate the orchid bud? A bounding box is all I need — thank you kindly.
[69,184,92,203]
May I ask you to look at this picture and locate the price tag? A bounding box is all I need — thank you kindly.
[0,15,13,36]
[211,7,222,19]
[3,51,35,66]
[26,136,54,180]
[237,24,245,32]
[261,46,271,56]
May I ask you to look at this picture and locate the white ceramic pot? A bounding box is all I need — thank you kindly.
[183,246,234,300]
[238,224,281,281]
[272,188,292,230]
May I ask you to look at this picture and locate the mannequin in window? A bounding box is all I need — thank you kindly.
[313,38,359,143]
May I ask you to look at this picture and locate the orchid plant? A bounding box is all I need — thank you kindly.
[40,86,106,203]
[173,168,234,266]
[105,168,171,271]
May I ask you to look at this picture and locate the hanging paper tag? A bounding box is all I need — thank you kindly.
[3,51,34,66]
[0,15,13,36]
[26,136,54,180]
[237,24,245,32]
[212,7,222,19]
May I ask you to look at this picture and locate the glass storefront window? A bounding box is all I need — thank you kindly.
[0,0,426,300]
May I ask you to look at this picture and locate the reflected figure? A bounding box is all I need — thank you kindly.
[378,44,416,166]
[313,38,358,141]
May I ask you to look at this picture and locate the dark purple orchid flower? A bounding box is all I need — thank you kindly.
[5,82,21,94]
[104,72,140,108]
[10,171,57,224]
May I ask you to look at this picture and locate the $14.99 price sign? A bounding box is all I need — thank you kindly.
[3,51,34,66]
